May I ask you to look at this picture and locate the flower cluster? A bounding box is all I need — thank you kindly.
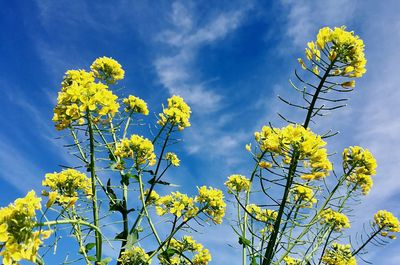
[53,68,119,130]
[90,56,125,84]
[156,192,198,221]
[118,246,151,265]
[246,204,277,223]
[317,26,366,78]
[165,152,180,167]
[115,134,156,167]
[0,191,51,265]
[158,95,191,130]
[373,210,400,239]
[321,243,356,265]
[320,209,350,231]
[254,124,332,180]
[343,146,377,195]
[225,174,251,194]
[292,185,317,208]
[123,95,149,115]
[283,256,301,265]
[42,169,92,207]
[143,189,160,205]
[158,236,211,265]
[196,186,226,224]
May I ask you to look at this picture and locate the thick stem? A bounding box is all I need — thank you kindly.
[88,116,102,262]
[262,151,299,265]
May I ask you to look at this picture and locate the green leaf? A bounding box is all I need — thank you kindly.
[238,236,251,247]
[100,257,113,265]
[87,256,97,261]
[85,242,96,251]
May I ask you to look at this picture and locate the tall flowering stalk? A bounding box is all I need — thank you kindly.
[0,57,226,265]
[225,26,399,265]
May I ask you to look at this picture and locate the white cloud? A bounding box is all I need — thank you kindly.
[154,1,250,112]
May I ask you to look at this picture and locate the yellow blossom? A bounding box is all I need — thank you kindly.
[118,246,151,265]
[123,95,149,115]
[254,124,332,181]
[322,243,356,265]
[165,152,180,167]
[156,192,198,220]
[53,69,119,130]
[320,209,350,231]
[0,191,51,265]
[284,256,301,265]
[374,210,400,238]
[246,204,277,223]
[90,56,125,84]
[42,169,92,207]
[292,185,317,208]
[115,134,156,167]
[196,186,226,224]
[158,95,191,130]
[225,174,250,193]
[343,146,377,195]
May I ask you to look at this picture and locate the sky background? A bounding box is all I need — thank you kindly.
[1,0,400,264]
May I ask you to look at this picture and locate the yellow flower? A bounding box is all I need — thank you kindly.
[42,169,92,207]
[343,146,377,195]
[374,210,400,238]
[225,174,250,194]
[246,204,277,223]
[254,124,332,181]
[316,26,366,78]
[123,95,149,115]
[320,209,350,231]
[322,243,356,265]
[156,192,198,220]
[284,256,301,265]
[53,69,119,130]
[118,246,151,265]
[292,185,317,208]
[90,56,125,84]
[0,191,51,265]
[259,161,272,169]
[115,134,157,167]
[165,152,180,167]
[196,186,226,224]
[143,189,160,205]
[341,80,356,88]
[158,95,191,130]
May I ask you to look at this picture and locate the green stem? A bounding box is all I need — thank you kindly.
[352,228,383,256]
[262,151,299,265]
[88,115,102,262]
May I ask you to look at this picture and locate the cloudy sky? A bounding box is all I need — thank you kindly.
[1,0,400,264]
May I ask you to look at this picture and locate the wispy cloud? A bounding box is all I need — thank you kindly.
[154,1,251,112]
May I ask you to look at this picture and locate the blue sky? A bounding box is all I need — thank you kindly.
[1,0,400,264]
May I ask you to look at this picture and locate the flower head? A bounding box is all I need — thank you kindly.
[158,95,191,130]
[320,209,350,231]
[118,246,150,265]
[343,146,377,195]
[322,243,356,265]
[196,186,226,224]
[374,210,400,239]
[53,69,119,130]
[0,191,51,265]
[115,135,156,167]
[225,174,250,194]
[123,95,149,115]
[90,56,125,84]
[42,169,92,207]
